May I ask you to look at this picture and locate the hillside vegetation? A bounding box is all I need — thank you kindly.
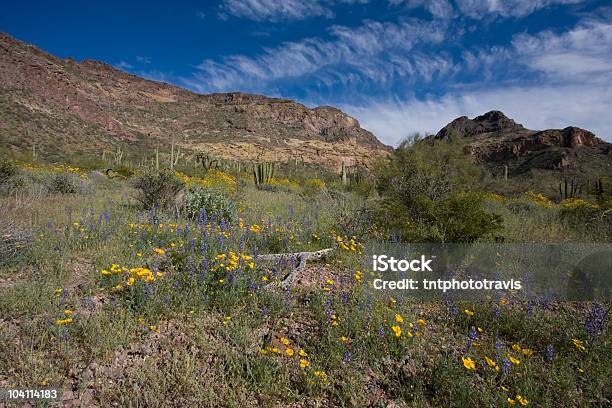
[0,137,610,407]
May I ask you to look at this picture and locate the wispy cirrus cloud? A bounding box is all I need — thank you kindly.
[218,0,334,22]
[181,17,449,93]
[512,11,612,82]
[218,0,372,22]
[114,61,133,71]
[454,0,586,18]
[393,0,587,19]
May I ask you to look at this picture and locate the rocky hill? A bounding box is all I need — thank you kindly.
[434,110,611,178]
[0,32,390,170]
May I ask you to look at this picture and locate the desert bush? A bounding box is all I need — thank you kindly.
[301,178,327,197]
[322,190,375,238]
[46,172,86,194]
[0,207,32,266]
[130,170,184,210]
[560,204,611,241]
[114,165,134,178]
[183,186,236,221]
[375,136,502,242]
[0,159,18,184]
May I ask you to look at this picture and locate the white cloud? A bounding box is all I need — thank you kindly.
[218,0,373,22]
[343,84,612,146]
[455,0,586,18]
[182,18,448,93]
[512,15,612,81]
[394,0,456,19]
[136,56,152,64]
[219,0,334,22]
[114,61,133,71]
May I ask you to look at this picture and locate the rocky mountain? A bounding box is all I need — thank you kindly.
[0,32,390,170]
[434,110,611,177]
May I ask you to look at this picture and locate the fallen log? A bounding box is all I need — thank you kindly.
[255,247,335,289]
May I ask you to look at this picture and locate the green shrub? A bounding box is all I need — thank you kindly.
[184,186,236,221]
[46,172,85,194]
[114,165,134,178]
[301,178,327,198]
[0,159,18,184]
[0,207,32,266]
[374,136,502,242]
[130,170,184,210]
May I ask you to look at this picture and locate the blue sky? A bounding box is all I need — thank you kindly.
[2,0,612,145]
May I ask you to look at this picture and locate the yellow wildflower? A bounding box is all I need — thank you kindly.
[464,309,474,316]
[299,349,308,357]
[55,318,73,326]
[416,319,426,326]
[153,248,165,255]
[572,339,586,351]
[299,359,310,368]
[391,325,402,337]
[516,395,528,406]
[280,337,290,345]
[485,356,497,368]
[285,348,295,357]
[462,356,476,370]
[395,314,404,323]
[508,355,521,365]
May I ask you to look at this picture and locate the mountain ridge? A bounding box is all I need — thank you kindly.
[0,32,390,170]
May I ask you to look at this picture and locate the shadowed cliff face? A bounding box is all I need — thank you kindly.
[0,32,391,170]
[434,110,610,175]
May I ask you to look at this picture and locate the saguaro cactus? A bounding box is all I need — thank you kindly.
[340,161,348,185]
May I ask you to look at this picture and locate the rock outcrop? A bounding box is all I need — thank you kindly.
[435,111,610,175]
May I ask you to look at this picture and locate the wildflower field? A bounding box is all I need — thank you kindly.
[0,152,610,407]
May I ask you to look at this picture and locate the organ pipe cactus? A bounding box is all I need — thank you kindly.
[253,162,275,185]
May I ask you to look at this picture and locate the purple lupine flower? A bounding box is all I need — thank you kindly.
[469,326,478,340]
[546,344,554,362]
[449,302,458,318]
[585,303,606,336]
[378,326,385,337]
[143,284,152,299]
[501,358,511,374]
[187,256,195,277]
[343,350,352,363]
[341,291,349,307]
